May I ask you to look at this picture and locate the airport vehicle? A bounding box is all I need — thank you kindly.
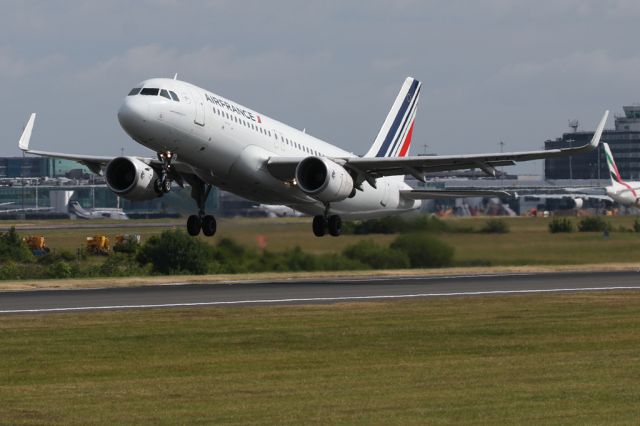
[86,235,110,255]
[17,76,608,236]
[113,234,141,253]
[23,235,49,256]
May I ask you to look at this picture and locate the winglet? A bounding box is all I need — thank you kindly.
[18,113,36,152]
[590,110,609,149]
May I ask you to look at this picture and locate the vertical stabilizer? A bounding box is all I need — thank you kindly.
[603,143,624,186]
[365,77,421,159]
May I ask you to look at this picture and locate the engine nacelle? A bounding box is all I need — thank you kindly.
[105,157,161,201]
[295,157,354,203]
[568,198,584,209]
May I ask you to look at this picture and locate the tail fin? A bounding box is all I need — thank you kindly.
[365,77,421,159]
[603,143,624,186]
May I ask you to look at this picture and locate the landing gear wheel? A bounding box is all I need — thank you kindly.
[154,178,163,195]
[187,215,201,236]
[328,215,342,237]
[161,179,172,194]
[312,215,327,237]
[202,215,217,237]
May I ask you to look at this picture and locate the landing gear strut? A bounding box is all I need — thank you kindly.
[154,151,176,195]
[312,213,342,237]
[185,176,216,237]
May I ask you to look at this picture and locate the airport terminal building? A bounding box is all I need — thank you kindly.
[545,105,640,180]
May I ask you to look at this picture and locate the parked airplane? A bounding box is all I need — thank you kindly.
[68,200,128,220]
[17,76,608,236]
[254,204,305,218]
[482,142,636,209]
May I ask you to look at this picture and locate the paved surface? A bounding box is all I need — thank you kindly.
[1,271,639,314]
[0,221,180,231]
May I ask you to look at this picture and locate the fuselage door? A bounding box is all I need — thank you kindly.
[194,92,205,126]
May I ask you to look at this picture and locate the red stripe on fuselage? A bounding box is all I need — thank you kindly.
[398,122,415,157]
[619,180,637,198]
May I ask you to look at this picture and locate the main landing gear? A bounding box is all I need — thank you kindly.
[312,214,342,237]
[154,151,176,195]
[185,177,216,237]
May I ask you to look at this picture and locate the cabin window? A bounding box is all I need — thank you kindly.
[140,88,159,96]
[169,91,180,101]
[159,89,171,100]
[128,88,141,96]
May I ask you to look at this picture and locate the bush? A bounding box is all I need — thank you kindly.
[113,239,140,254]
[578,216,610,232]
[137,230,215,274]
[46,261,73,279]
[548,218,573,233]
[0,227,33,263]
[344,215,451,235]
[343,240,410,269]
[37,250,77,265]
[634,218,640,233]
[390,234,454,268]
[100,253,150,277]
[480,219,510,234]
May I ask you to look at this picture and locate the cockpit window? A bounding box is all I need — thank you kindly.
[160,89,171,99]
[140,88,159,96]
[169,91,179,102]
[128,88,141,96]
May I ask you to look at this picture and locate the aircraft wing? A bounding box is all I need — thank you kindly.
[17,113,194,177]
[267,111,609,184]
[399,189,514,199]
[520,193,613,202]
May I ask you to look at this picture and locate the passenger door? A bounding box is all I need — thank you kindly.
[194,92,205,126]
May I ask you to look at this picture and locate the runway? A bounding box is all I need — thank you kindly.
[1,270,640,314]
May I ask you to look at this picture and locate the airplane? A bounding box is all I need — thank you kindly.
[473,142,638,210]
[68,200,129,220]
[17,76,608,237]
[254,204,305,218]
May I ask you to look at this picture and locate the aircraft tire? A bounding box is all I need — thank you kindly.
[312,215,326,237]
[202,215,217,237]
[153,178,163,195]
[162,179,172,193]
[328,215,342,237]
[187,215,201,236]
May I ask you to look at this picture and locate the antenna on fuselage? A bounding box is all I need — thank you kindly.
[173,73,178,80]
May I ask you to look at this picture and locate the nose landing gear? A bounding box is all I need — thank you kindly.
[154,151,176,195]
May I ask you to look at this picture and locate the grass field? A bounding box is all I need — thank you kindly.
[2,292,640,424]
[7,215,640,266]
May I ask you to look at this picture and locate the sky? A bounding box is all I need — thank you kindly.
[1,0,638,175]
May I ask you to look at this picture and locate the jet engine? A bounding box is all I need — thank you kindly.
[295,157,354,203]
[105,157,161,201]
[566,198,584,209]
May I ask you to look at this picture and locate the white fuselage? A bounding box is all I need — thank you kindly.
[117,78,420,218]
[605,182,640,206]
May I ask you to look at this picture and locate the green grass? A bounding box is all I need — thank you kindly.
[18,216,640,266]
[2,293,640,424]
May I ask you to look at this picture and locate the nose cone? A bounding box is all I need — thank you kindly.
[117,96,149,138]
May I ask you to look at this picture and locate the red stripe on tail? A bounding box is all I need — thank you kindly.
[398,122,415,157]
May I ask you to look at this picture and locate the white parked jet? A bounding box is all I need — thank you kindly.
[18,77,608,236]
[491,142,638,209]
